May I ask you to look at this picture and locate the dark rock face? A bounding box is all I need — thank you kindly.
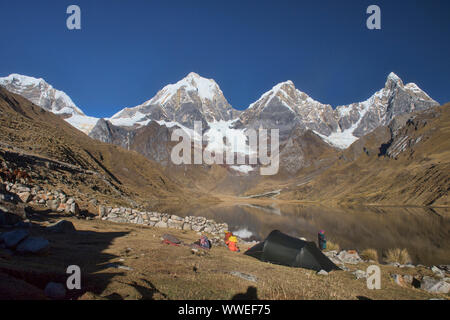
[88,119,133,149]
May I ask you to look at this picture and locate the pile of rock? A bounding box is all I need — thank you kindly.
[324,249,450,294]
[2,182,80,215]
[99,206,229,237]
[324,250,363,266]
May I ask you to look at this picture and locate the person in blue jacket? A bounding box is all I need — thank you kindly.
[318,230,327,251]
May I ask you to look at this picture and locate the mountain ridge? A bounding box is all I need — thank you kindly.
[0,72,440,153]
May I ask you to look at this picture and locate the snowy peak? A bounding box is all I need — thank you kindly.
[385,72,403,88]
[147,72,223,106]
[111,72,238,128]
[0,73,85,116]
[240,72,439,149]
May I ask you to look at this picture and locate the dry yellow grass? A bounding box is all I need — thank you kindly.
[385,248,412,264]
[1,210,446,300]
[360,248,379,262]
[325,241,340,252]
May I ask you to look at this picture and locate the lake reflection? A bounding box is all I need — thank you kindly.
[151,202,450,266]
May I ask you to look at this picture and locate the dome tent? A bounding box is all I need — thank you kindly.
[244,230,340,272]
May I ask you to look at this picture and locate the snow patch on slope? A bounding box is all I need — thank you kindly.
[64,115,99,135]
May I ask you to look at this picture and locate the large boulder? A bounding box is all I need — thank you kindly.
[336,250,363,264]
[420,276,450,294]
[16,237,50,254]
[46,220,76,233]
[0,229,29,248]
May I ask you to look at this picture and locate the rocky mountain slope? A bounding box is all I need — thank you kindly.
[276,104,450,206]
[237,73,439,148]
[0,87,199,206]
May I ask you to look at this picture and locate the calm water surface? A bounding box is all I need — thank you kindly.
[151,202,450,266]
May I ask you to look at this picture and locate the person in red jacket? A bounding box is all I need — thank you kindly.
[226,235,240,252]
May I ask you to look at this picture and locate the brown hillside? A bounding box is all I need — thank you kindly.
[0,87,196,206]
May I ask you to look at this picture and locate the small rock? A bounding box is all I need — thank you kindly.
[317,270,328,276]
[391,274,407,287]
[44,282,66,299]
[403,274,414,285]
[431,266,445,279]
[229,271,257,282]
[352,270,367,280]
[182,223,192,231]
[98,206,107,218]
[69,202,80,215]
[154,221,168,228]
[18,192,32,203]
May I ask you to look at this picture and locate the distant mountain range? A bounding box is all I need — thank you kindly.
[0,71,440,175]
[0,74,448,206]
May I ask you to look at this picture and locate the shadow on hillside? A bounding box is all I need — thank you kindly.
[0,210,165,300]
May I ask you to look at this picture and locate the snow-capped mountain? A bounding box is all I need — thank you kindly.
[0,73,99,135]
[0,74,84,116]
[109,72,240,129]
[237,72,439,148]
[0,71,440,174]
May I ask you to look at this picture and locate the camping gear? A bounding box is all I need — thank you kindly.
[245,230,340,272]
[199,235,211,249]
[224,231,232,242]
[318,230,327,251]
[226,235,240,252]
[162,234,182,246]
[192,235,212,250]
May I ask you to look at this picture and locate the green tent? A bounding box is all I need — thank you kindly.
[244,230,340,272]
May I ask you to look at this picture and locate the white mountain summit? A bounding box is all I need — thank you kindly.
[110,72,239,128]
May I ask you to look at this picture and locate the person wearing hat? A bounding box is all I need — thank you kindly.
[318,230,327,251]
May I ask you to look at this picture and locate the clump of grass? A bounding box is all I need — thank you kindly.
[325,241,340,252]
[384,248,412,264]
[360,248,379,262]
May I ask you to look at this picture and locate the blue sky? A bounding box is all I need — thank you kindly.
[0,0,449,117]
